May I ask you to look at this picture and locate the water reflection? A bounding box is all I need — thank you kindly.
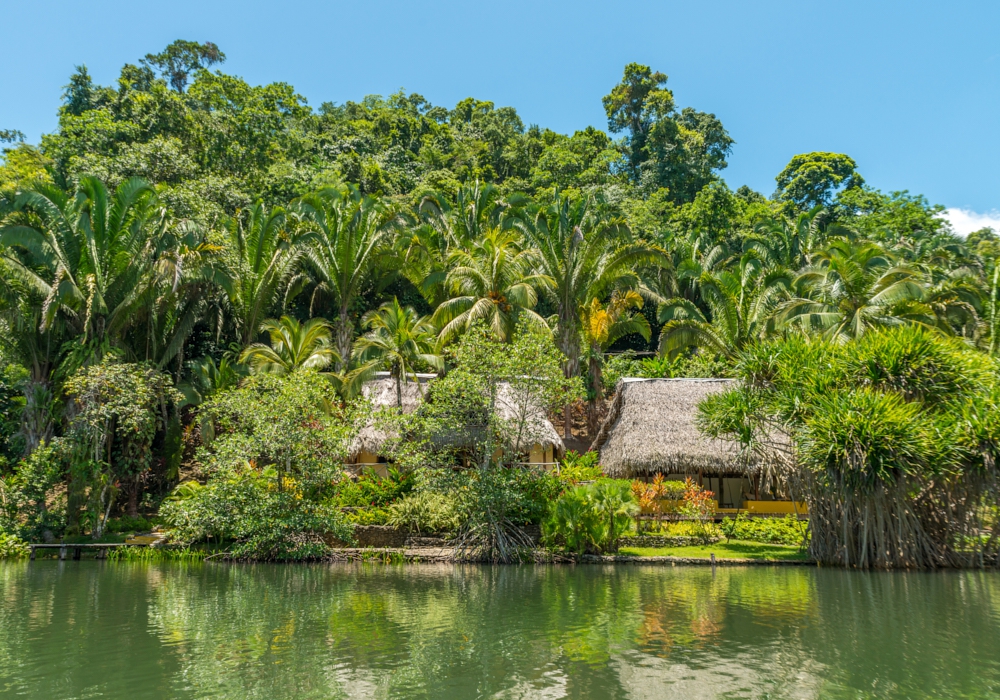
[0,561,997,699]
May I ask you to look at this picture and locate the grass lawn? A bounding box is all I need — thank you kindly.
[619,540,811,561]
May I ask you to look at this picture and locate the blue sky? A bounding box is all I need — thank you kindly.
[3,0,998,232]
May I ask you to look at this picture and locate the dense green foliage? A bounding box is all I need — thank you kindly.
[543,479,638,554]
[720,514,806,546]
[1,41,997,566]
[698,326,1000,568]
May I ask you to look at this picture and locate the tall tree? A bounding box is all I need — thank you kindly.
[141,40,226,92]
[521,195,667,438]
[658,251,791,359]
[353,297,443,407]
[433,228,551,343]
[774,152,864,211]
[296,185,401,367]
[776,238,935,341]
[603,63,733,201]
[0,176,170,349]
[220,202,308,346]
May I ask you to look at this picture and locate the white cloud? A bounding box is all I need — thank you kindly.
[940,208,1000,237]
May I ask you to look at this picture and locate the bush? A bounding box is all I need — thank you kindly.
[160,465,354,560]
[721,514,806,546]
[0,532,29,558]
[557,451,603,484]
[343,508,391,526]
[387,492,460,534]
[543,479,638,554]
[331,468,415,509]
[0,442,65,541]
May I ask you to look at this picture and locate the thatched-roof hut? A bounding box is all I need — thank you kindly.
[348,375,430,471]
[589,378,804,514]
[589,378,749,478]
[495,382,565,462]
[428,381,565,465]
[348,375,564,471]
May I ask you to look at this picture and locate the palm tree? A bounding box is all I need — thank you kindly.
[748,205,837,270]
[239,316,339,376]
[776,238,933,341]
[399,182,514,309]
[0,176,170,345]
[0,177,170,450]
[353,298,444,407]
[220,202,310,346]
[519,195,669,438]
[581,289,650,432]
[658,251,791,359]
[295,185,401,367]
[433,228,552,343]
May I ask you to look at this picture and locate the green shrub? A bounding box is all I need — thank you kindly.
[0,442,65,541]
[387,492,460,534]
[720,514,807,546]
[0,532,29,558]
[543,480,638,554]
[160,465,354,560]
[557,451,603,484]
[332,468,415,509]
[344,508,391,526]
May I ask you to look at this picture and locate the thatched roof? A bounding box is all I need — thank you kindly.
[589,378,751,478]
[349,374,565,460]
[495,381,565,454]
[348,377,429,460]
[426,381,565,456]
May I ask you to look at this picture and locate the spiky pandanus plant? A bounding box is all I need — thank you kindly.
[697,326,1000,569]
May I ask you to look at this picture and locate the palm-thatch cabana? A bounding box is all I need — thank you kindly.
[347,375,565,474]
[589,378,800,512]
[494,381,565,465]
[347,374,432,475]
[429,381,565,467]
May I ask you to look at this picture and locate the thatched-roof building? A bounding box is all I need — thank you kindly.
[347,374,565,473]
[490,382,565,463]
[589,378,800,512]
[590,378,747,478]
[347,376,430,473]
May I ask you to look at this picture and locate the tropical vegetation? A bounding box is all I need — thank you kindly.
[1,41,998,566]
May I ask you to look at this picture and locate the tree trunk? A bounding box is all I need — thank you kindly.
[127,480,139,518]
[21,378,54,457]
[396,373,402,408]
[560,322,580,441]
[337,307,353,372]
[587,354,604,436]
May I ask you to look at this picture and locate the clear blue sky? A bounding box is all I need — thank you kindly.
[3,0,998,228]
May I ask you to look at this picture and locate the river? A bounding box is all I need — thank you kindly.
[0,561,997,699]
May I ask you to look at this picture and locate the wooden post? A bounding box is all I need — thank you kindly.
[96,548,107,560]
[59,546,67,560]
[29,546,36,561]
[73,547,81,561]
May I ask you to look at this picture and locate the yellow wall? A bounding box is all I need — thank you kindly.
[745,500,808,515]
[528,444,556,466]
[352,450,388,478]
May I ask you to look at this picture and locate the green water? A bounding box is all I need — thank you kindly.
[0,561,997,699]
